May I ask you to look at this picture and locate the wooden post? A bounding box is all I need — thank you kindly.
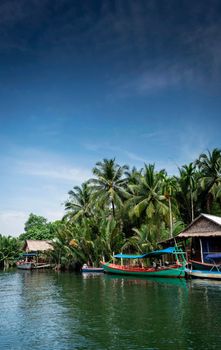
[199,238,204,263]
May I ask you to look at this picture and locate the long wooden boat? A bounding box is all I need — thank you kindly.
[16,252,51,270]
[101,247,187,278]
[185,268,221,280]
[16,261,51,270]
[101,262,185,278]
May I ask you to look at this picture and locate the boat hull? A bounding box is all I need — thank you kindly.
[81,267,104,273]
[189,260,218,271]
[16,262,33,270]
[34,264,51,269]
[101,263,185,278]
[186,268,221,280]
[17,262,51,270]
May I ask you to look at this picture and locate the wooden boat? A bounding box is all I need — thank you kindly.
[185,268,221,280]
[16,253,51,270]
[81,266,104,273]
[16,261,34,270]
[101,247,186,278]
[186,253,221,279]
[188,259,218,271]
[16,261,51,270]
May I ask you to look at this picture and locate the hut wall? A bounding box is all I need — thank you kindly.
[191,237,221,262]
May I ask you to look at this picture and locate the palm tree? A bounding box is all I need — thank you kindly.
[195,148,221,213]
[177,163,197,223]
[125,166,143,185]
[0,235,21,269]
[161,172,178,238]
[89,158,129,217]
[95,216,125,261]
[64,182,92,222]
[125,224,159,254]
[127,164,168,221]
[51,220,95,268]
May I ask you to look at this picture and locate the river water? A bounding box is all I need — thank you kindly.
[0,270,221,350]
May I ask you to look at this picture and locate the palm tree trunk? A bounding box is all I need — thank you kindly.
[206,193,213,213]
[169,198,173,238]
[111,200,115,217]
[190,191,194,222]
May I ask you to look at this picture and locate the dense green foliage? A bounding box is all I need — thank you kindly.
[0,235,21,268]
[1,148,221,270]
[19,213,59,241]
[49,148,221,269]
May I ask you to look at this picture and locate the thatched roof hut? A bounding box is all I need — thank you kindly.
[23,240,53,252]
[159,214,221,264]
[178,213,221,238]
[167,214,221,264]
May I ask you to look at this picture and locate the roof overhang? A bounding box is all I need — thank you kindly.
[179,232,221,238]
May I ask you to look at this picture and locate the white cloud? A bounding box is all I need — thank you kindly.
[0,209,65,237]
[16,160,91,182]
[141,131,164,139]
[123,151,146,163]
[8,146,92,183]
[0,147,92,235]
[0,210,27,236]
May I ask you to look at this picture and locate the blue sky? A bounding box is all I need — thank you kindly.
[1,0,221,235]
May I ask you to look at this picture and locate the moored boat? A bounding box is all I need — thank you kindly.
[188,260,217,271]
[101,247,186,278]
[81,264,104,273]
[186,253,221,280]
[16,261,34,270]
[16,252,51,270]
[16,261,51,270]
[185,268,221,280]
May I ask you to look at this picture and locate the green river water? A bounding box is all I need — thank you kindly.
[0,270,221,350]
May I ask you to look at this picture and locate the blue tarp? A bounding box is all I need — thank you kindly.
[114,247,176,259]
[206,253,221,259]
[114,253,148,259]
[145,247,177,257]
[22,253,38,257]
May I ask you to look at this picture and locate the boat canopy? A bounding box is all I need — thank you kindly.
[114,253,148,259]
[22,252,38,257]
[145,247,178,257]
[114,247,178,259]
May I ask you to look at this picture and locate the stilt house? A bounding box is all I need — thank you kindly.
[177,214,221,265]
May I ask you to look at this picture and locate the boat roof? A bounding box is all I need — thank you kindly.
[114,247,178,259]
[23,252,38,257]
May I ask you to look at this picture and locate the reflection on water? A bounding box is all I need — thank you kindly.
[104,274,188,288]
[189,278,221,289]
[0,270,221,350]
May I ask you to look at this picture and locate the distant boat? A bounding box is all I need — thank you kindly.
[16,261,51,270]
[81,265,104,273]
[16,261,34,270]
[16,252,51,270]
[101,247,186,278]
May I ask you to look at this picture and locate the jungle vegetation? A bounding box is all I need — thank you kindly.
[1,148,221,269]
[51,148,221,268]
